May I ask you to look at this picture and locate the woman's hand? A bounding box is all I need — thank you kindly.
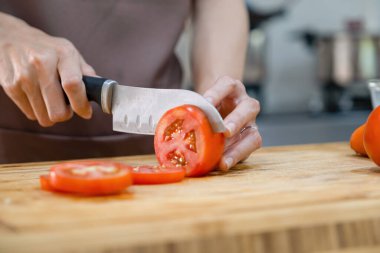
[191,0,256,169]
[203,76,262,171]
[0,13,95,127]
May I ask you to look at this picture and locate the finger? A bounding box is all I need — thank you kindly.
[203,76,245,106]
[223,97,260,137]
[0,57,36,120]
[58,53,92,119]
[225,124,259,150]
[3,84,37,121]
[33,54,72,123]
[225,123,258,151]
[21,77,54,127]
[79,56,96,76]
[219,129,262,171]
[224,134,241,150]
[10,54,53,126]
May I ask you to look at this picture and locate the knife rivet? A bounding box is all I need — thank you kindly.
[124,115,129,125]
[149,115,154,128]
[136,115,141,129]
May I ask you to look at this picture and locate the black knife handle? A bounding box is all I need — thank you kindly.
[63,76,116,114]
[84,76,117,114]
[82,76,108,105]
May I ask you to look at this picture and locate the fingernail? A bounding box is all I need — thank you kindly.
[84,106,93,120]
[226,122,236,135]
[224,157,234,170]
[27,115,37,121]
[68,109,74,118]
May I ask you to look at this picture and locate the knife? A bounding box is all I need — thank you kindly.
[81,76,226,135]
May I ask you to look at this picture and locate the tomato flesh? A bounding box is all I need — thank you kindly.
[154,105,225,177]
[131,165,185,184]
[48,161,133,195]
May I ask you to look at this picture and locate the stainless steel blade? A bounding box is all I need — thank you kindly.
[111,85,226,135]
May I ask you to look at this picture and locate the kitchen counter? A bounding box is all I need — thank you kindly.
[258,110,370,146]
[1,143,380,253]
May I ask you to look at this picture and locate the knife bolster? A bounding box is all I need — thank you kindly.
[101,80,116,114]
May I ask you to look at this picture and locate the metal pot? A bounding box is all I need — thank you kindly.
[297,27,380,112]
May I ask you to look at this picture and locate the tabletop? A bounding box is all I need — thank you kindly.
[1,142,380,253]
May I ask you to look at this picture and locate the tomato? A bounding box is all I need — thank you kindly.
[48,161,133,195]
[131,165,185,184]
[350,124,367,156]
[40,174,56,192]
[364,106,380,166]
[154,105,225,177]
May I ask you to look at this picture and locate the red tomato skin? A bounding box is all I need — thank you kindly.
[364,107,380,166]
[154,105,225,177]
[40,175,55,192]
[49,161,133,196]
[131,166,185,185]
[350,124,367,156]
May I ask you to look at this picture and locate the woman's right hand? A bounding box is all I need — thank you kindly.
[0,13,95,127]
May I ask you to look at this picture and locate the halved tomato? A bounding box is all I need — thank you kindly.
[131,165,185,184]
[48,161,132,195]
[154,105,225,177]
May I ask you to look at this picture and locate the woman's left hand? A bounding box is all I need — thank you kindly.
[203,76,262,171]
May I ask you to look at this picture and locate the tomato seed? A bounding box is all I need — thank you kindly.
[163,119,184,142]
[71,166,117,175]
[184,130,197,152]
[168,151,187,166]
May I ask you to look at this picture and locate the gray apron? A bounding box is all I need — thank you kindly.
[0,0,190,163]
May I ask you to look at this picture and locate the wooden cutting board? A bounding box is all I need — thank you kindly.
[1,142,380,253]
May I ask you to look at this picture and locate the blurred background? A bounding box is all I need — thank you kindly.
[176,0,380,146]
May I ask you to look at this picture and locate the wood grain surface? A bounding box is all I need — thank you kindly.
[1,142,380,253]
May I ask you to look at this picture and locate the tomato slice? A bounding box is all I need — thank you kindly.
[154,105,225,177]
[40,174,56,192]
[48,161,133,195]
[131,165,185,184]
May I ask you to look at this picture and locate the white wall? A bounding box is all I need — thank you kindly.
[263,0,380,113]
[176,0,380,113]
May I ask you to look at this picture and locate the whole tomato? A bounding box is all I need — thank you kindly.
[364,106,380,166]
[350,124,367,156]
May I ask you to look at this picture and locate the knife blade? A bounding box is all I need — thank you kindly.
[82,76,226,135]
